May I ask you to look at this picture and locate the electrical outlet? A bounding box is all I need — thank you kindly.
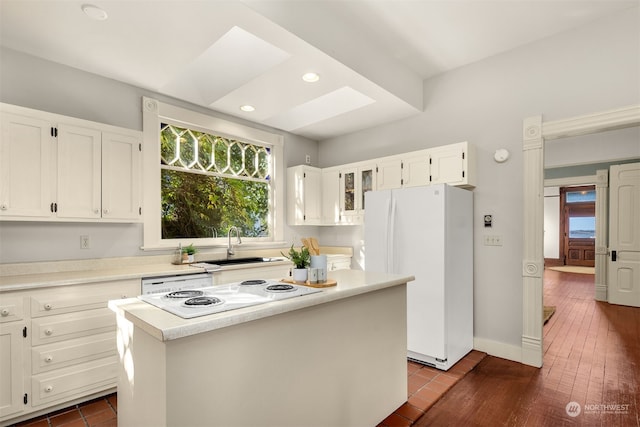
[305,154,311,164]
[80,235,91,249]
[483,235,503,246]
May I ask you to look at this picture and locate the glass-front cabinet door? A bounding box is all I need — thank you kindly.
[359,164,376,211]
[339,168,357,223]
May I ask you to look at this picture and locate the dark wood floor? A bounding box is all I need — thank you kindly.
[415,269,640,426]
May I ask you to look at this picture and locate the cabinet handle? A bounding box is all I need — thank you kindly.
[44,303,53,311]
[44,385,53,393]
[45,355,53,363]
[0,309,9,317]
[44,328,53,336]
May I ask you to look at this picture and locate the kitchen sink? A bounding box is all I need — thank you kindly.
[199,257,285,266]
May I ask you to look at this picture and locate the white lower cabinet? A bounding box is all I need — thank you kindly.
[31,357,118,408]
[0,279,138,425]
[0,322,26,420]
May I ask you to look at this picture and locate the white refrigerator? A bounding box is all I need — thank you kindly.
[364,183,473,370]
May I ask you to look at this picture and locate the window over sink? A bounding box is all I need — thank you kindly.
[160,123,271,239]
[142,97,284,250]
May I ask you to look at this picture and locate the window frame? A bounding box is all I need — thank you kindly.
[142,97,284,250]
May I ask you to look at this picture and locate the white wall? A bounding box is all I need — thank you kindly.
[316,9,640,355]
[0,47,319,263]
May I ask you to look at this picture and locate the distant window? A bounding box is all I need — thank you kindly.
[568,216,595,239]
[566,189,596,203]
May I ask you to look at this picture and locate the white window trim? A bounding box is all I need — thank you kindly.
[141,97,284,250]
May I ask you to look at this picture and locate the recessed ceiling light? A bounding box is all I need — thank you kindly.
[302,72,320,83]
[82,4,108,21]
[240,105,255,112]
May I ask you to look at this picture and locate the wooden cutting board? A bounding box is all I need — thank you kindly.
[280,278,337,288]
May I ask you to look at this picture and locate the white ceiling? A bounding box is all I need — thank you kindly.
[1,0,637,140]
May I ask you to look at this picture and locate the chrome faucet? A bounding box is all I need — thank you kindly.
[227,226,242,257]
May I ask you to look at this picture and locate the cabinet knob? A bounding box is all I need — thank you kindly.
[44,303,53,311]
[0,309,9,316]
[44,328,53,336]
[103,208,109,215]
[94,209,100,214]
[44,385,53,393]
[0,204,7,211]
[45,355,53,363]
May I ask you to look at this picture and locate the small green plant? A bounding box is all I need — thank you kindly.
[281,244,310,269]
[182,244,198,255]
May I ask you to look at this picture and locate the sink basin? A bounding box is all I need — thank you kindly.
[199,257,285,266]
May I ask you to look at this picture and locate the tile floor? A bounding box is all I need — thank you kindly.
[12,351,485,427]
[12,394,117,427]
[378,350,487,427]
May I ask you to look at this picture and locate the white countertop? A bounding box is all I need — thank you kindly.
[0,263,201,291]
[0,248,352,292]
[109,269,414,342]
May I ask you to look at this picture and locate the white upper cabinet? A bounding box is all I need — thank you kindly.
[338,167,357,223]
[321,167,340,224]
[402,152,431,188]
[429,142,475,188]
[0,113,54,218]
[0,104,142,222]
[102,132,142,221]
[287,165,322,225]
[376,157,403,191]
[286,142,475,226]
[56,124,102,219]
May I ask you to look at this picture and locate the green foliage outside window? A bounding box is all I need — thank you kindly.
[160,123,271,239]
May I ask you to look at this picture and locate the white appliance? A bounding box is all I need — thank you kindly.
[364,183,473,370]
[139,276,321,319]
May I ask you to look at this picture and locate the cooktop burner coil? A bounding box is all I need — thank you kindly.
[240,279,267,286]
[265,284,296,293]
[184,296,224,307]
[165,290,205,299]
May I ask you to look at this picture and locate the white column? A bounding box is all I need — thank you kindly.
[522,116,544,368]
[594,169,609,301]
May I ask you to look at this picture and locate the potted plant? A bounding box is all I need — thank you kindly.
[282,244,310,283]
[182,244,198,263]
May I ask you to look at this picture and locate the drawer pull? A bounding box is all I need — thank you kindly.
[0,309,9,317]
[44,303,53,311]
[45,355,53,363]
[44,385,53,393]
[44,329,53,336]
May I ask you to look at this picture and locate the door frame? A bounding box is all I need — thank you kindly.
[521,104,640,367]
[560,185,596,267]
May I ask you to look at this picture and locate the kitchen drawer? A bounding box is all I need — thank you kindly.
[32,332,116,374]
[31,308,114,346]
[31,357,117,407]
[0,295,25,323]
[30,280,138,317]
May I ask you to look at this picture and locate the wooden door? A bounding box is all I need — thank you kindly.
[608,163,640,307]
[560,186,595,267]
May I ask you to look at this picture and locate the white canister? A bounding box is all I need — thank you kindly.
[308,268,318,284]
[310,255,327,283]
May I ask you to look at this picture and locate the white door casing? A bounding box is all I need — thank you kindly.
[608,162,640,307]
[522,105,640,368]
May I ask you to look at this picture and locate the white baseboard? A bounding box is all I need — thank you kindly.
[473,337,523,364]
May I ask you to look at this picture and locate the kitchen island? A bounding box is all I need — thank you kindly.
[109,269,413,427]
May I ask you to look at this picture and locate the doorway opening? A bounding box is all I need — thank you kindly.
[560,185,595,267]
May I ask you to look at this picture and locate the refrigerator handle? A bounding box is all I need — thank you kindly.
[388,198,397,273]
